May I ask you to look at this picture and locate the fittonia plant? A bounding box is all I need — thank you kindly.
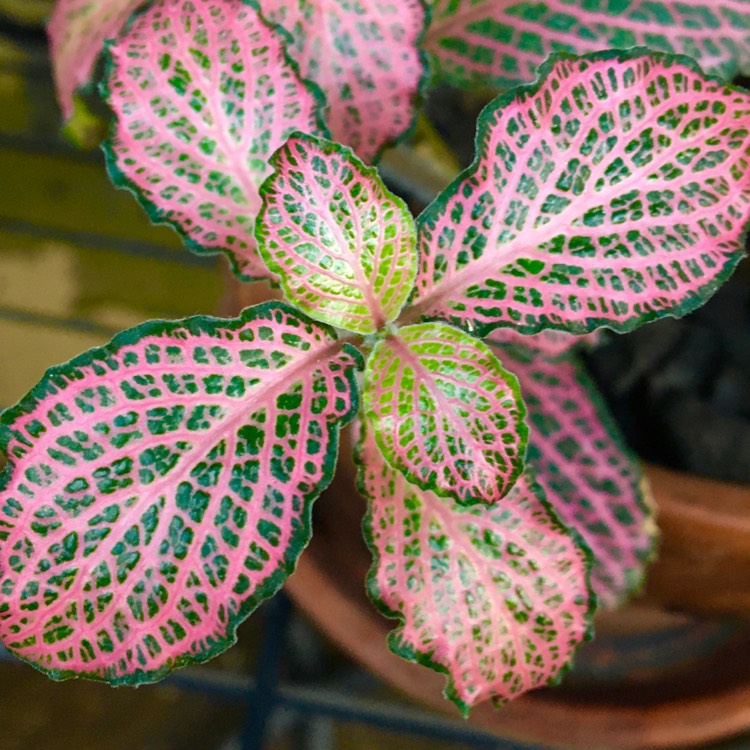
[47,0,427,161]
[48,1,750,144]
[3,0,750,714]
[425,0,750,91]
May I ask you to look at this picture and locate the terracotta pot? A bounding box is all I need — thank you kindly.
[228,279,750,749]
[643,465,750,618]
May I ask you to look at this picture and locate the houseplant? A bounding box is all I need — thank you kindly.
[3,0,750,745]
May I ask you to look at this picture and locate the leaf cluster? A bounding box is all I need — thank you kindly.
[2,0,750,713]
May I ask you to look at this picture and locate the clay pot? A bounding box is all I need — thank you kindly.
[644,465,750,618]
[227,279,750,749]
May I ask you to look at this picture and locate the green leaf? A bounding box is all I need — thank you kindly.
[261,0,429,162]
[425,0,750,90]
[496,339,656,608]
[103,0,327,281]
[257,134,418,334]
[48,0,145,120]
[363,322,527,505]
[413,50,750,337]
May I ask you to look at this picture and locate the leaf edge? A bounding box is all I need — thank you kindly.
[97,0,332,283]
[362,321,530,506]
[355,424,597,716]
[256,130,419,333]
[0,301,364,686]
[413,46,750,339]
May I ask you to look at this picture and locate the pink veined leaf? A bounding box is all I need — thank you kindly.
[103,0,326,281]
[47,0,145,120]
[497,342,656,609]
[412,50,750,338]
[0,302,362,684]
[424,0,750,90]
[257,133,417,334]
[260,0,427,163]
[487,328,601,359]
[358,426,593,713]
[363,322,527,505]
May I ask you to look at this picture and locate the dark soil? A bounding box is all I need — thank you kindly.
[584,265,750,485]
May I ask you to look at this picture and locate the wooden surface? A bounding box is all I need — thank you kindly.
[0,0,53,25]
[0,36,222,409]
[0,27,483,750]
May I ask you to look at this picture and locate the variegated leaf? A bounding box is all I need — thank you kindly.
[48,0,145,120]
[104,0,326,281]
[0,302,362,683]
[363,322,527,504]
[487,328,601,359]
[412,50,750,338]
[497,341,655,609]
[358,427,593,712]
[257,134,417,334]
[425,0,750,90]
[260,0,427,162]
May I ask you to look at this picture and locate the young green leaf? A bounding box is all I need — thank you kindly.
[413,50,750,338]
[261,0,428,162]
[425,0,750,90]
[257,134,417,334]
[48,0,145,120]
[358,427,593,712]
[0,302,362,684]
[363,322,527,505]
[103,0,326,281]
[497,339,656,609]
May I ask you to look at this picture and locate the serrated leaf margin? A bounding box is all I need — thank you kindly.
[0,301,364,685]
[412,47,750,338]
[98,0,331,282]
[257,131,418,333]
[355,423,596,714]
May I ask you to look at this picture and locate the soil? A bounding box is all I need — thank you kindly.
[585,265,750,485]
